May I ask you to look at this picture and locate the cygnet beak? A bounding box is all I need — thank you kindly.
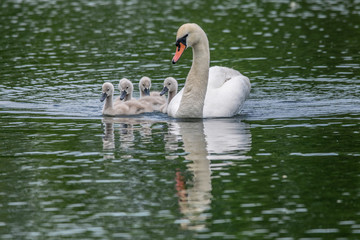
[120,90,127,100]
[100,92,107,102]
[160,86,169,96]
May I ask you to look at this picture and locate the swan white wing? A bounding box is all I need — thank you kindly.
[204,70,250,118]
[208,66,242,88]
[167,88,183,117]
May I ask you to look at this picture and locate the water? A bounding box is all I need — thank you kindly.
[1,0,359,239]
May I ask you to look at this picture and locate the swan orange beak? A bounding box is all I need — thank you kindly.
[172,42,186,64]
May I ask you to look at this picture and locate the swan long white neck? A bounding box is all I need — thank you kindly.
[176,30,210,118]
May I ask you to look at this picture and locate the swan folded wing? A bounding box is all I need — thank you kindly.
[203,74,250,118]
[208,66,242,88]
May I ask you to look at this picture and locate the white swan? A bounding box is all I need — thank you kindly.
[100,82,152,116]
[167,23,251,118]
[160,77,178,114]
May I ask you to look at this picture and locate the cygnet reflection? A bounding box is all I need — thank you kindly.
[101,117,155,152]
[102,117,115,150]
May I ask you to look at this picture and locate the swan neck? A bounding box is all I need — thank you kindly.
[177,34,210,118]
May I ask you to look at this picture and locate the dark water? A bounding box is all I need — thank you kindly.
[1,0,359,239]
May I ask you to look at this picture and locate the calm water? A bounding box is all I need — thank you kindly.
[1,0,359,239]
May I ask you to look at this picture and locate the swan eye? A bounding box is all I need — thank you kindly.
[175,34,188,49]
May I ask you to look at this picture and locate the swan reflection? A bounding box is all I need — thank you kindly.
[168,118,251,230]
[101,117,251,231]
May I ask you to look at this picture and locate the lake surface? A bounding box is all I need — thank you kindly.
[1,0,359,239]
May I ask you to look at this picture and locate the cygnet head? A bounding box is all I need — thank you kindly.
[139,76,151,96]
[160,77,178,96]
[118,78,133,100]
[100,82,114,102]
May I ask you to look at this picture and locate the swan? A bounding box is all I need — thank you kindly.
[167,23,251,118]
[100,82,152,116]
[160,77,178,114]
[139,76,162,97]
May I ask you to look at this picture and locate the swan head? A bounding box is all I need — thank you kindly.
[172,23,205,64]
[100,82,114,102]
[160,77,178,96]
[139,76,151,96]
[118,78,133,100]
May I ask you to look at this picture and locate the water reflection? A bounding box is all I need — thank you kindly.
[1,0,360,238]
[101,116,156,151]
[101,117,252,231]
[168,119,252,230]
[171,121,212,231]
[102,118,115,150]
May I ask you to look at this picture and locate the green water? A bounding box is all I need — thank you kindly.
[1,0,359,239]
